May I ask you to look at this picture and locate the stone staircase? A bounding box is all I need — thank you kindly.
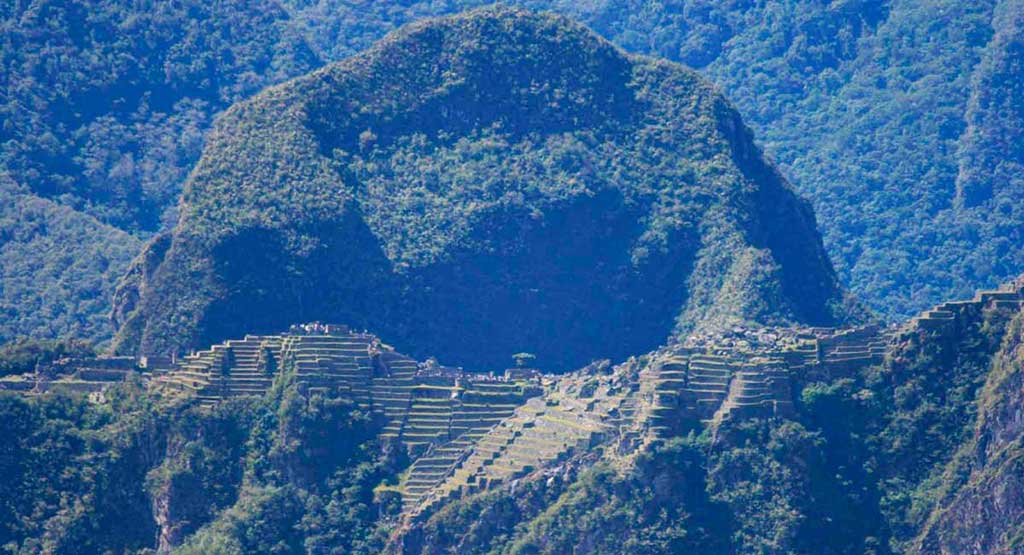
[154,344,228,407]
[639,326,896,432]
[371,351,418,440]
[815,325,892,378]
[401,388,457,454]
[645,355,686,438]
[285,334,376,408]
[65,276,1024,525]
[153,332,378,408]
[136,287,1024,524]
[397,380,537,508]
[608,391,643,452]
[400,434,476,510]
[217,337,277,397]
[151,327,542,473]
[681,354,733,424]
[403,393,611,519]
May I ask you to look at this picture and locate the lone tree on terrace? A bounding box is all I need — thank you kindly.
[512,352,536,368]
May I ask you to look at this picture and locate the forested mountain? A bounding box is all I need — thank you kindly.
[3,3,1023,555]
[0,175,141,342]
[2,0,1021,345]
[111,8,861,369]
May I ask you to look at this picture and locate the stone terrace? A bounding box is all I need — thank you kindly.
[0,355,138,400]
[401,365,636,518]
[639,323,895,434]
[4,276,1022,523]
[909,278,1024,334]
[151,325,543,465]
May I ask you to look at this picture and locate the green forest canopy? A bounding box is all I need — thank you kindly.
[1,0,1022,344]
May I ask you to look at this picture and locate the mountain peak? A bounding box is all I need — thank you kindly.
[112,8,862,369]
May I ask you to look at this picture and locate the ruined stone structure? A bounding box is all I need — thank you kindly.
[3,277,1022,521]
[151,329,542,459]
[909,276,1024,333]
[639,324,892,436]
[0,355,138,400]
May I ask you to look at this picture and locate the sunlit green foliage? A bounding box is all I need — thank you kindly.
[0,364,392,555]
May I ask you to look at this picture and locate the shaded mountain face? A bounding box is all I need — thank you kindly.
[112,8,858,370]
[5,0,1024,347]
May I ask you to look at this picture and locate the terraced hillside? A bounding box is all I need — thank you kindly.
[390,276,1024,521]
[402,366,639,518]
[3,277,1022,538]
[150,324,541,458]
[4,277,1024,553]
[387,278,1024,553]
[144,274,1024,520]
[636,324,892,436]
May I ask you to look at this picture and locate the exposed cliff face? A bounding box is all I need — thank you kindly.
[914,313,1024,555]
[113,7,859,370]
[111,233,172,353]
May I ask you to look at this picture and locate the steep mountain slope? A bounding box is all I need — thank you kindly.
[505,0,1023,321]
[4,0,1023,345]
[0,176,141,344]
[269,0,1024,322]
[913,316,1024,554]
[112,7,858,370]
[388,281,1024,555]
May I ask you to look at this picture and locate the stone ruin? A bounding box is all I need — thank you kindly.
[0,355,138,397]
[2,277,1023,520]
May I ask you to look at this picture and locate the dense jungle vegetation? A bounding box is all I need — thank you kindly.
[1,3,1022,553]
[2,0,1022,346]
[0,369,398,555]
